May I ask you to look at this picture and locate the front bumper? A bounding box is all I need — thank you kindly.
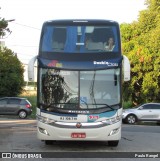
[37,120,121,141]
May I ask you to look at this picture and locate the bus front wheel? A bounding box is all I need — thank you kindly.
[108,140,119,147]
[45,140,53,145]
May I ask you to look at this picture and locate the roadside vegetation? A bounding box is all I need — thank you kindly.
[0,11,24,97]
[121,0,160,108]
[0,47,24,97]
[20,90,37,119]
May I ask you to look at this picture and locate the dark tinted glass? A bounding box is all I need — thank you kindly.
[150,104,160,109]
[0,99,8,105]
[8,99,20,104]
[142,104,160,110]
[20,99,28,105]
[142,104,152,109]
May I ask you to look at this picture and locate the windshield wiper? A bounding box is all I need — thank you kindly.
[39,103,53,110]
[99,104,115,111]
[40,103,78,110]
[40,102,115,112]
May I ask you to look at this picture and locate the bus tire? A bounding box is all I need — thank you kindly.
[157,121,160,125]
[108,140,119,147]
[45,140,53,145]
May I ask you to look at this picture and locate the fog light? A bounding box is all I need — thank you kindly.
[39,127,50,136]
[108,128,119,136]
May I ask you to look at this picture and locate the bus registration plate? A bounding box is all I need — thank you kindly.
[60,116,77,121]
[71,133,86,138]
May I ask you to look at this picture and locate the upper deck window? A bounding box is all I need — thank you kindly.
[41,25,119,53]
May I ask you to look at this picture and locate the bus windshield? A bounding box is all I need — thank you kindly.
[40,25,119,53]
[39,68,120,111]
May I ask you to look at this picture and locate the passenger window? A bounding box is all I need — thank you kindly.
[156,105,160,109]
[8,99,20,104]
[0,99,8,105]
[87,42,104,51]
[20,100,26,105]
[142,105,151,110]
[151,104,160,109]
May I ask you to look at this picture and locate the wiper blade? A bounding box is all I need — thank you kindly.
[100,104,115,111]
[40,103,115,111]
[80,103,115,111]
[39,103,52,109]
[40,103,78,109]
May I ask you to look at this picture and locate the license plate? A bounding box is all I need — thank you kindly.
[60,116,77,121]
[71,133,86,138]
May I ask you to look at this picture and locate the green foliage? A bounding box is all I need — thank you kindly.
[24,95,37,118]
[123,100,133,109]
[0,17,10,37]
[0,47,25,97]
[0,8,10,37]
[121,0,160,104]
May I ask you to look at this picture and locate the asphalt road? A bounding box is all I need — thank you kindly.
[0,116,160,161]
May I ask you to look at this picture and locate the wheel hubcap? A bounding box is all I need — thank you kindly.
[20,111,26,118]
[128,116,136,124]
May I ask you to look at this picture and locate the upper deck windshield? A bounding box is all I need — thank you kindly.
[40,25,120,53]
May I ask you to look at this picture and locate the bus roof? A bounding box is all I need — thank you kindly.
[43,19,119,26]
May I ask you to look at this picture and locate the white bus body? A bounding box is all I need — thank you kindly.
[28,20,130,146]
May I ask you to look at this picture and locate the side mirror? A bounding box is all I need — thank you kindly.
[28,56,37,82]
[123,55,130,81]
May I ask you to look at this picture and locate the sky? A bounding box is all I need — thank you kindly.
[0,0,147,64]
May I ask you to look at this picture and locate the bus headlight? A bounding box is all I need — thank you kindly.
[101,116,121,125]
[37,115,55,124]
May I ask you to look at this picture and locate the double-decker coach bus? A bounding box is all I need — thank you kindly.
[28,19,130,146]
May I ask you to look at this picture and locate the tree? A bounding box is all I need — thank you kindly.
[0,16,10,37]
[0,14,24,97]
[121,0,160,105]
[0,48,24,97]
